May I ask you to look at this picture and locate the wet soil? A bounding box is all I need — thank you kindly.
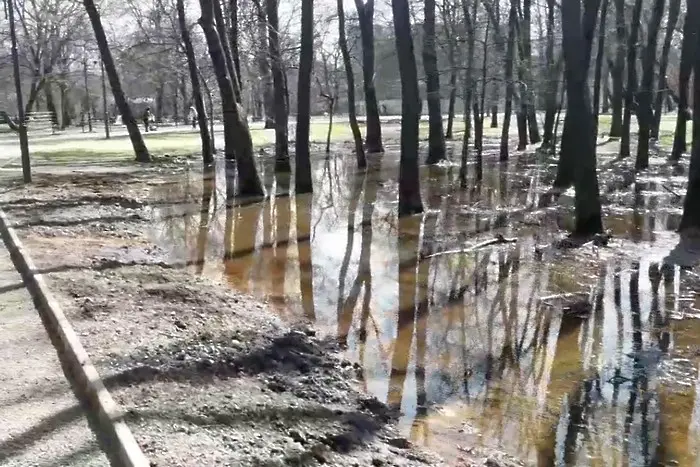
[3,136,699,466]
[0,163,523,467]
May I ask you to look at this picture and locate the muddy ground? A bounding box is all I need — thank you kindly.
[0,163,525,467]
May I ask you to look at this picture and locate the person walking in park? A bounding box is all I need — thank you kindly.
[142,107,153,132]
[188,105,197,128]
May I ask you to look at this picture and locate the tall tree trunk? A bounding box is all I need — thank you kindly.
[652,0,680,139]
[541,0,558,148]
[354,0,383,153]
[636,0,665,170]
[177,0,213,165]
[592,0,609,132]
[199,0,263,197]
[500,5,516,162]
[295,0,314,194]
[554,0,601,190]
[474,18,489,182]
[602,69,611,113]
[423,0,447,164]
[460,0,476,188]
[83,0,149,162]
[267,0,290,172]
[155,80,164,122]
[253,0,275,129]
[561,0,603,235]
[609,0,625,137]
[619,0,643,158]
[444,2,458,140]
[679,27,700,233]
[229,0,242,93]
[522,0,540,145]
[670,1,698,161]
[8,0,30,181]
[392,0,423,216]
[338,0,367,169]
[212,0,239,103]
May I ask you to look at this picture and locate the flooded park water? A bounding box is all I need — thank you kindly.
[147,143,700,466]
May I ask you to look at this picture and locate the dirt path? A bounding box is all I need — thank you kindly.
[0,241,108,466]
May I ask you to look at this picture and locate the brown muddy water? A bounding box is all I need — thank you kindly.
[147,145,700,466]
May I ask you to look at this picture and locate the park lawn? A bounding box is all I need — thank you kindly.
[28,121,454,164]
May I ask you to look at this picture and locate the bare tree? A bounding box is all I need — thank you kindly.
[354,0,383,153]
[392,0,423,216]
[423,0,447,164]
[83,0,150,162]
[295,0,314,194]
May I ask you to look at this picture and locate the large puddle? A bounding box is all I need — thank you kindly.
[148,147,700,465]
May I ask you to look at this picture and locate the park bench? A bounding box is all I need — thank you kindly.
[0,110,57,134]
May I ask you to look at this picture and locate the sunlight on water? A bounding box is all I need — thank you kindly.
[147,148,700,466]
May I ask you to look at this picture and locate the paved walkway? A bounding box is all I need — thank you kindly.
[0,242,108,466]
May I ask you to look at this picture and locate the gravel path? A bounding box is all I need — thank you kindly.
[0,241,108,466]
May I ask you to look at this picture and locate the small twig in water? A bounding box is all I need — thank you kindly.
[423,234,517,260]
[662,184,682,198]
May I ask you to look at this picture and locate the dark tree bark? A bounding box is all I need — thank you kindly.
[679,29,700,232]
[474,18,489,183]
[423,0,447,164]
[671,1,699,161]
[8,0,30,181]
[392,0,423,216]
[619,0,643,158]
[338,0,367,169]
[609,0,625,137]
[295,0,314,194]
[602,70,611,113]
[459,0,476,188]
[212,0,239,104]
[83,0,149,162]
[636,0,665,170]
[521,0,540,145]
[561,0,603,235]
[651,0,680,139]
[177,0,213,165]
[554,0,601,190]
[267,0,290,172]
[592,0,609,132]
[354,0,383,153]
[499,4,516,162]
[229,0,242,93]
[199,0,264,197]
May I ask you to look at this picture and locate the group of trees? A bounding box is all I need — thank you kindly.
[2,0,699,238]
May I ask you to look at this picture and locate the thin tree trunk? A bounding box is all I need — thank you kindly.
[295,0,314,194]
[670,1,698,161]
[561,0,603,235]
[83,0,149,162]
[177,0,213,165]
[252,0,275,129]
[392,0,423,216]
[354,0,383,153]
[500,5,516,162]
[338,0,366,169]
[229,0,242,93]
[8,0,30,181]
[212,0,239,103]
[267,0,290,172]
[652,0,680,139]
[592,0,609,133]
[423,0,447,164]
[460,0,476,188]
[444,2,458,141]
[619,0,643,158]
[609,0,625,137]
[522,0,540,145]
[199,0,263,197]
[602,68,611,113]
[636,0,665,170]
[541,0,558,148]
